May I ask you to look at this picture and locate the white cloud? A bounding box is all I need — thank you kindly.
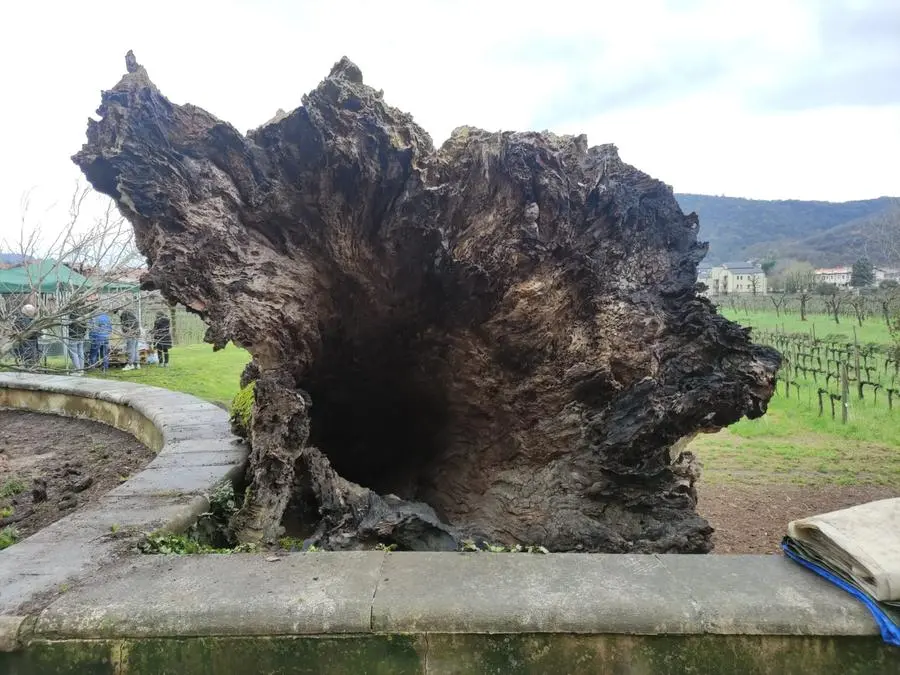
[1,0,897,243]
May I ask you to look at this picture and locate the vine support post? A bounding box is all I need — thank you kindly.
[841,363,850,424]
[853,327,863,400]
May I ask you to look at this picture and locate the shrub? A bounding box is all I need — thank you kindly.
[229,381,255,438]
[0,526,19,551]
[139,480,248,554]
[0,478,26,498]
[137,531,259,555]
[191,480,239,548]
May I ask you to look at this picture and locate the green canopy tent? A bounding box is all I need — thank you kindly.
[0,260,139,296]
[0,260,90,295]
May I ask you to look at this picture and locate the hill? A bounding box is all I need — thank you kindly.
[675,194,898,265]
[745,206,900,267]
[0,253,36,268]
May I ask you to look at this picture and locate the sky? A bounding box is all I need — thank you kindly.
[1,0,898,242]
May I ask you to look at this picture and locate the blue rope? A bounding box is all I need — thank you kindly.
[781,542,900,647]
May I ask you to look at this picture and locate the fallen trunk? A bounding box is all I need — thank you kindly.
[74,53,780,553]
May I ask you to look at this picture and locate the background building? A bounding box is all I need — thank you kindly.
[707,261,767,295]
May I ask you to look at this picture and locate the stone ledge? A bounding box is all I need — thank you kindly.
[20,552,880,641]
[32,553,386,639]
[374,553,879,637]
[0,372,247,616]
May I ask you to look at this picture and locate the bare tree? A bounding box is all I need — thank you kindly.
[848,293,869,327]
[784,270,815,321]
[880,284,900,323]
[823,291,846,325]
[867,199,900,357]
[772,260,814,294]
[797,290,812,321]
[770,292,788,317]
[749,275,759,296]
[864,199,900,268]
[0,186,142,369]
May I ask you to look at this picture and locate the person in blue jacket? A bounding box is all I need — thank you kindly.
[88,310,113,370]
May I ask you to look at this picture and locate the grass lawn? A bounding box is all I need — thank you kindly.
[719,309,894,345]
[90,343,251,408]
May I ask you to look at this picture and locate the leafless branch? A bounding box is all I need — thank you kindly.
[1,185,144,369]
[866,199,900,269]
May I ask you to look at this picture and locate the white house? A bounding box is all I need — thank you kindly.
[814,267,852,287]
[815,266,899,287]
[707,262,767,295]
[876,267,900,284]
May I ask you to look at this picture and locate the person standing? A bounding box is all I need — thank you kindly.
[152,311,173,367]
[67,311,87,374]
[88,310,113,371]
[118,307,141,371]
[13,304,40,368]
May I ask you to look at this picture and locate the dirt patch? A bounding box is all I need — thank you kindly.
[698,483,900,554]
[0,409,154,541]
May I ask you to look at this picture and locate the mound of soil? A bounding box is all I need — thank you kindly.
[698,483,900,554]
[0,410,154,541]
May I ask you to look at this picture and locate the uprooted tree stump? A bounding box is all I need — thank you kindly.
[74,52,780,553]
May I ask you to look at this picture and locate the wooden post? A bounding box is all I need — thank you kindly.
[783,357,791,397]
[841,363,850,424]
[853,327,862,400]
[168,300,178,346]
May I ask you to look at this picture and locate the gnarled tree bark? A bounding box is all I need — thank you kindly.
[74,53,780,553]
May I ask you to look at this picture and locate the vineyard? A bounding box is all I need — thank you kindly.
[717,294,900,432]
[716,291,899,335]
[756,328,899,421]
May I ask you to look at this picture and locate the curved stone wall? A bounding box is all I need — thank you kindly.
[0,372,247,614]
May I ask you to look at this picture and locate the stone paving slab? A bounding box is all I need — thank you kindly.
[54,494,211,535]
[130,402,226,428]
[153,409,231,430]
[0,536,123,614]
[372,553,878,636]
[157,422,237,445]
[162,438,247,454]
[105,464,245,497]
[33,553,385,638]
[372,552,698,634]
[658,554,877,635]
[146,449,248,469]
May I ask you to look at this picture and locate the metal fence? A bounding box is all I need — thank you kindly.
[137,299,209,347]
